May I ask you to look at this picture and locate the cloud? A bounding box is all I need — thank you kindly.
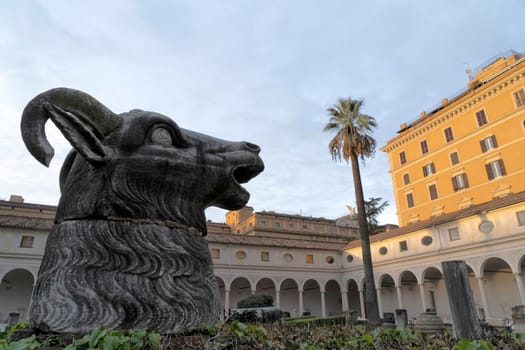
[0,0,523,226]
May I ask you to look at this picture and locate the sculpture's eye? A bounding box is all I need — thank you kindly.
[151,127,173,145]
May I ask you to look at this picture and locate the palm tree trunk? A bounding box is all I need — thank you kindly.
[349,151,381,327]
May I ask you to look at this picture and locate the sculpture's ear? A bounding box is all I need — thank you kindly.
[43,102,112,164]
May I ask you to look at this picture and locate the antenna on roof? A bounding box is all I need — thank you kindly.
[464,62,474,81]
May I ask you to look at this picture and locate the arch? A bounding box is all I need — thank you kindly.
[255,277,276,306]
[229,276,252,309]
[378,273,395,287]
[516,251,525,275]
[421,266,450,319]
[255,276,278,290]
[478,256,513,278]
[346,279,361,317]
[345,278,360,291]
[516,251,525,274]
[322,279,342,292]
[227,276,252,291]
[0,267,37,283]
[377,273,396,316]
[0,268,35,323]
[303,279,321,316]
[479,256,519,319]
[324,280,342,316]
[398,270,419,286]
[397,270,421,320]
[280,278,299,317]
[420,266,443,283]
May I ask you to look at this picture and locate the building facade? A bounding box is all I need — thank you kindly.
[381,51,525,226]
[2,51,525,328]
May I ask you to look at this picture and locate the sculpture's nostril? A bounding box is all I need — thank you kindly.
[243,142,261,153]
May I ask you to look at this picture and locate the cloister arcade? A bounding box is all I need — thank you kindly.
[3,252,525,325]
[212,250,525,323]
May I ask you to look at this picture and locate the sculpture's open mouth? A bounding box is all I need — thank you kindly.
[232,162,264,185]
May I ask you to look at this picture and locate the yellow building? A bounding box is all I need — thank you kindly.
[382,51,525,226]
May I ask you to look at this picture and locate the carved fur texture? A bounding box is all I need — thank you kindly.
[30,220,219,333]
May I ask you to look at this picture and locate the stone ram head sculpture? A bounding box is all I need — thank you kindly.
[22,87,264,234]
[21,88,264,333]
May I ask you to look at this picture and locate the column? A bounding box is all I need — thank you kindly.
[224,289,230,314]
[251,288,256,295]
[341,290,349,313]
[321,290,326,317]
[515,273,525,305]
[376,287,383,318]
[298,289,304,316]
[477,277,490,319]
[275,288,281,308]
[358,288,366,318]
[396,285,404,309]
[419,283,428,312]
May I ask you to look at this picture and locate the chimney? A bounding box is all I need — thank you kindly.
[9,195,24,203]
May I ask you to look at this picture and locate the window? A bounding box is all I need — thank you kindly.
[514,89,525,107]
[288,223,294,229]
[486,159,506,180]
[421,236,433,246]
[428,184,438,200]
[260,220,267,226]
[261,251,270,262]
[399,240,408,251]
[326,256,335,264]
[406,193,415,208]
[403,173,410,185]
[211,248,220,259]
[422,162,436,177]
[302,224,308,231]
[448,227,460,241]
[19,235,34,248]
[420,140,429,154]
[444,127,454,142]
[399,151,407,164]
[306,254,314,264]
[236,251,247,260]
[476,110,488,127]
[283,253,293,263]
[379,247,388,255]
[517,211,525,226]
[450,151,460,165]
[480,135,498,152]
[452,173,469,191]
[346,255,354,263]
[274,222,280,228]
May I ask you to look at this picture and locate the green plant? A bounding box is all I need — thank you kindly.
[63,326,160,350]
[237,294,273,308]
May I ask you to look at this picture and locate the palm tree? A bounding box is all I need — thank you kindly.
[323,97,381,327]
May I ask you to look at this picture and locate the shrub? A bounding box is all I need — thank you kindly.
[237,294,273,308]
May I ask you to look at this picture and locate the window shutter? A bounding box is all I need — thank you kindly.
[486,163,494,180]
[480,140,486,152]
[499,159,506,176]
[431,162,435,174]
[423,166,427,177]
[452,177,458,191]
[463,174,469,188]
[492,136,498,148]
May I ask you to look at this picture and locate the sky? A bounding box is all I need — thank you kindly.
[0,1,523,225]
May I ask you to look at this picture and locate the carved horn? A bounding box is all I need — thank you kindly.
[21,87,122,167]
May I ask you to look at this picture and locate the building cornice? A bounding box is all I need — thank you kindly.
[381,63,525,153]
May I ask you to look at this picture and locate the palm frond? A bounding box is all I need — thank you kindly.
[323,97,377,162]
